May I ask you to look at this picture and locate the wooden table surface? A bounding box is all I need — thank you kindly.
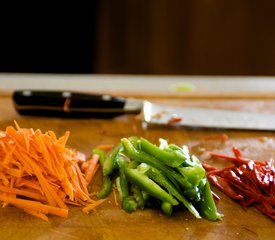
[0,92,275,240]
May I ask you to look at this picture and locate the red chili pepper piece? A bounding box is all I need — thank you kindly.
[204,147,275,220]
[232,146,242,159]
[168,115,182,124]
[255,202,275,220]
[207,175,244,203]
[202,162,217,172]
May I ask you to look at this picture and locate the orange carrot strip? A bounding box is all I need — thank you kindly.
[74,162,89,196]
[0,185,46,201]
[81,161,89,172]
[2,144,16,166]
[35,134,55,176]
[14,149,58,207]
[58,131,70,147]
[84,154,100,184]
[96,144,114,151]
[82,198,106,214]
[201,133,229,142]
[6,168,22,178]
[15,179,42,192]
[0,173,9,186]
[0,195,68,218]
[29,158,67,209]
[48,130,57,141]
[23,208,49,222]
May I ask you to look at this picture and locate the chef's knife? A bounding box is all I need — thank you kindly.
[13,90,275,131]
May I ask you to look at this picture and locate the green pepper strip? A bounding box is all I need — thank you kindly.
[103,144,122,176]
[93,148,112,199]
[131,184,145,209]
[183,187,201,202]
[161,201,173,216]
[122,196,138,213]
[117,158,129,200]
[96,176,112,199]
[147,167,201,219]
[124,167,178,206]
[198,181,223,221]
[115,161,141,213]
[140,137,185,167]
[115,177,123,201]
[121,138,190,190]
[165,144,195,167]
[92,148,107,166]
[176,165,206,187]
[116,158,139,213]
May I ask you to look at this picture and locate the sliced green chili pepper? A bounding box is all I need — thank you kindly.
[198,181,223,221]
[128,160,140,169]
[95,148,112,199]
[128,136,140,150]
[117,158,129,199]
[176,165,205,187]
[131,184,145,209]
[140,137,185,167]
[121,138,188,190]
[93,148,107,166]
[141,190,150,203]
[161,201,173,216]
[95,137,222,221]
[115,176,123,201]
[147,167,201,219]
[97,175,112,199]
[122,196,138,213]
[165,144,195,167]
[103,144,122,176]
[183,187,201,202]
[124,167,179,206]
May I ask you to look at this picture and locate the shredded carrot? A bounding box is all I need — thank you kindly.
[96,144,114,151]
[0,121,103,221]
[201,133,229,142]
[0,195,68,218]
[81,161,90,172]
[84,154,100,184]
[24,208,49,222]
[82,198,106,214]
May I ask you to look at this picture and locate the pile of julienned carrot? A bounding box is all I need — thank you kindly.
[0,122,103,221]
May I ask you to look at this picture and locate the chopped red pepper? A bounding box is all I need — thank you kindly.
[202,162,217,172]
[168,115,182,124]
[205,147,275,220]
[232,146,242,159]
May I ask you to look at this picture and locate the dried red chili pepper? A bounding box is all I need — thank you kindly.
[167,115,182,124]
[205,147,275,220]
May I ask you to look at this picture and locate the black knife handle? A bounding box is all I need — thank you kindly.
[13,90,126,118]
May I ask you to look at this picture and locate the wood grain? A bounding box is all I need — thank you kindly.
[95,0,275,75]
[0,96,274,240]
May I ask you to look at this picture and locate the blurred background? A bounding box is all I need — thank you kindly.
[1,1,275,76]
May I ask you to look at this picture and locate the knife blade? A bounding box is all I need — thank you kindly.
[142,101,275,131]
[13,90,275,131]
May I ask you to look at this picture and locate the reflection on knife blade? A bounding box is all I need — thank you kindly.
[142,101,275,131]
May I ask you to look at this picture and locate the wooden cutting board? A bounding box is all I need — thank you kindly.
[0,95,274,240]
